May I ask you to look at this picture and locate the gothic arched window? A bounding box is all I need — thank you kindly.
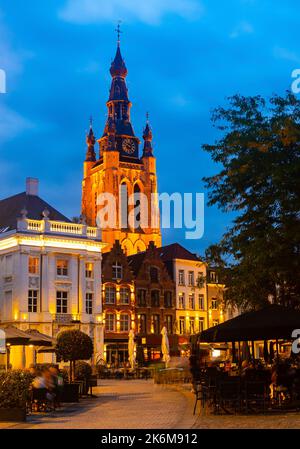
[120,182,128,229]
[134,183,141,229]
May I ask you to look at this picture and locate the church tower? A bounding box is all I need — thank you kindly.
[81,33,162,255]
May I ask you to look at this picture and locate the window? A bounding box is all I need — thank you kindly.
[137,289,147,307]
[152,314,160,334]
[188,271,194,286]
[120,314,130,332]
[56,291,68,314]
[57,259,68,277]
[120,287,130,304]
[178,270,185,285]
[198,318,204,333]
[164,291,172,308]
[166,315,173,334]
[28,290,38,313]
[139,314,147,334]
[150,266,159,283]
[151,290,160,307]
[189,317,195,334]
[198,294,205,310]
[105,313,115,332]
[86,293,93,314]
[85,263,94,279]
[213,319,219,327]
[178,293,185,309]
[5,255,13,276]
[179,316,186,334]
[105,286,116,304]
[112,262,122,280]
[4,291,12,319]
[210,271,218,283]
[29,256,39,275]
[134,183,141,229]
[197,273,204,288]
[188,294,195,310]
[211,298,218,310]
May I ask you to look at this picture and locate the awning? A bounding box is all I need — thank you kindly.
[198,305,300,343]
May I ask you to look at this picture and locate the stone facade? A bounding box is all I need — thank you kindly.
[0,214,105,368]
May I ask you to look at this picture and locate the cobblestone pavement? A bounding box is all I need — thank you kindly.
[1,380,197,429]
[1,380,300,429]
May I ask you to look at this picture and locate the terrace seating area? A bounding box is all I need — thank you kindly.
[193,362,300,415]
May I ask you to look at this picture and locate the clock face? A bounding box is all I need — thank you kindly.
[122,138,135,154]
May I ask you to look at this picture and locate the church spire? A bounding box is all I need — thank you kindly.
[101,26,137,152]
[85,117,96,162]
[143,113,154,157]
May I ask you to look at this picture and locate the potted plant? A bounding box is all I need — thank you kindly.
[0,370,33,422]
[55,330,93,402]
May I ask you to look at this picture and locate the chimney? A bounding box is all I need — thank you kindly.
[26,177,39,196]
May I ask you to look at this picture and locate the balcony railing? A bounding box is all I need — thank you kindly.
[17,218,101,240]
[53,313,73,324]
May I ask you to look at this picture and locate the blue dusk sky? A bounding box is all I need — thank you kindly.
[0,0,298,255]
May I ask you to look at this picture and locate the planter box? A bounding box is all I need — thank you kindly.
[0,408,26,422]
[61,383,80,403]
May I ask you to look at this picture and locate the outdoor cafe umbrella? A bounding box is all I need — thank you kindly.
[24,329,55,347]
[0,326,31,346]
[0,327,31,371]
[161,326,170,368]
[128,329,136,369]
[263,340,269,363]
[269,341,275,363]
[242,341,251,362]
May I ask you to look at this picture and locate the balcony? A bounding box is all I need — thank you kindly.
[53,313,73,324]
[17,218,101,240]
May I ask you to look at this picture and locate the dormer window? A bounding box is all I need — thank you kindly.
[112,262,122,280]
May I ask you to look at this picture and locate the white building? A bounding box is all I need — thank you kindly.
[0,178,105,368]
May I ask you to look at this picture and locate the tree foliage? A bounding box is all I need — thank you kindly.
[203,92,300,309]
[56,330,93,362]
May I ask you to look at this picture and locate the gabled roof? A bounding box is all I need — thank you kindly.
[0,192,70,231]
[156,243,201,262]
[127,251,146,277]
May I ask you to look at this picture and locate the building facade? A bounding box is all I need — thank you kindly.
[102,240,135,365]
[0,179,105,368]
[128,242,177,361]
[81,41,161,255]
[158,243,227,351]
[159,244,208,346]
[206,268,227,328]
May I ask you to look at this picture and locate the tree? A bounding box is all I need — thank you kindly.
[55,330,93,381]
[203,92,300,310]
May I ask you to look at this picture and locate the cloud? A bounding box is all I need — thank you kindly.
[59,0,203,25]
[273,46,300,64]
[0,104,34,145]
[0,10,23,75]
[230,21,254,39]
[77,61,101,74]
[171,93,189,107]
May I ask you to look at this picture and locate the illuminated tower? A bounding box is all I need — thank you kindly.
[81,31,161,255]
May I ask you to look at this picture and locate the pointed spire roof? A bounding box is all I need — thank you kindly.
[143,113,154,157]
[110,45,128,78]
[85,118,96,162]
